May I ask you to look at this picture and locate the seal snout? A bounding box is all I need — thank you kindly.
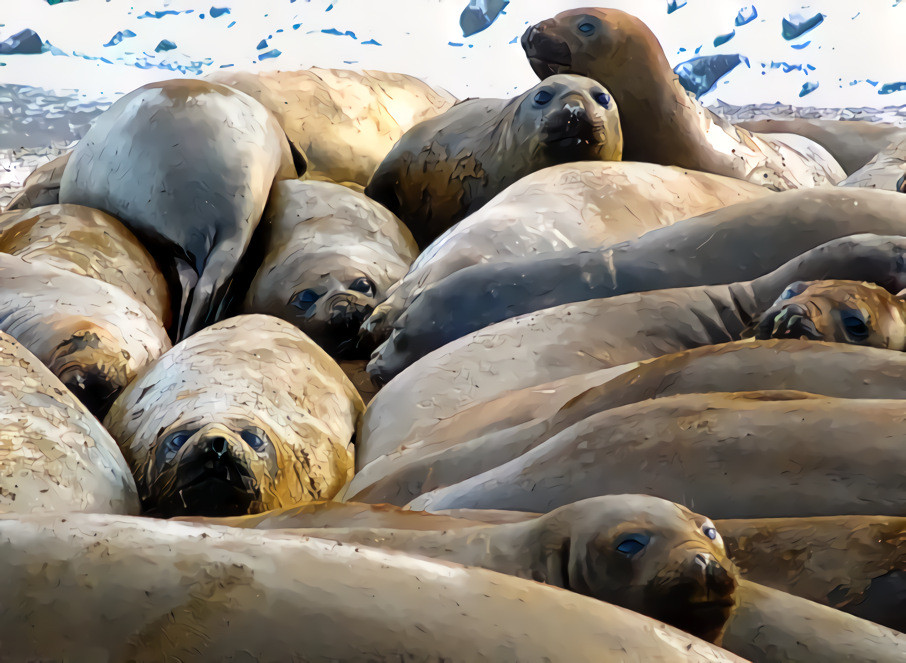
[756,303,821,341]
[49,330,131,417]
[522,21,572,78]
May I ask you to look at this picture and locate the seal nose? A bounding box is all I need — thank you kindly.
[521,24,540,50]
[328,293,375,329]
[209,436,228,458]
[704,557,737,596]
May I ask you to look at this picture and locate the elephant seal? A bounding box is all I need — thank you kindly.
[0,513,747,662]
[410,390,906,519]
[368,224,906,382]
[362,160,770,345]
[0,253,170,416]
[241,180,417,359]
[4,152,71,211]
[350,339,906,505]
[521,8,845,190]
[0,331,139,515]
[208,67,457,186]
[365,74,623,247]
[755,280,906,348]
[719,515,906,631]
[103,314,363,517]
[840,135,906,191]
[59,79,306,340]
[0,203,170,325]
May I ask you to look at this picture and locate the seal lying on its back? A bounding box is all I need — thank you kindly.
[242,180,417,359]
[208,67,457,186]
[522,8,844,189]
[0,204,170,326]
[103,315,363,517]
[59,79,305,340]
[0,331,138,515]
[365,74,622,247]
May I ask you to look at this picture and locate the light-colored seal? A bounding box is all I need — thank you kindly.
[0,331,139,515]
[103,314,363,517]
[241,179,418,359]
[755,280,906,347]
[350,338,906,505]
[362,160,770,345]
[410,390,906,520]
[840,135,906,191]
[0,512,747,662]
[208,67,457,187]
[4,152,71,211]
[521,8,845,189]
[0,203,170,326]
[59,79,305,340]
[365,74,623,247]
[0,253,170,416]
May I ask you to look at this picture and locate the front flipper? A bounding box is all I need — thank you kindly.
[177,240,244,340]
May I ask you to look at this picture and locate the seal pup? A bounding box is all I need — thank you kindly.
[208,67,457,186]
[521,8,845,189]
[4,152,71,211]
[59,79,306,340]
[0,203,170,326]
[103,314,363,517]
[755,280,906,348]
[0,331,139,515]
[0,512,747,662]
[362,160,770,345]
[0,253,170,416]
[241,180,418,359]
[365,74,623,247]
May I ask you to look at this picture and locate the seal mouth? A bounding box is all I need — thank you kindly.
[150,457,262,518]
[527,56,569,79]
[755,305,822,341]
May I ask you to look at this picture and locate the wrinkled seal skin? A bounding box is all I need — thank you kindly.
[368,225,906,383]
[362,160,770,346]
[58,79,306,341]
[365,74,623,247]
[755,280,906,348]
[719,515,906,631]
[521,8,844,189]
[104,314,363,518]
[0,253,170,417]
[208,67,458,186]
[242,180,418,360]
[410,390,906,520]
[350,339,906,505]
[840,135,906,191]
[0,203,170,326]
[0,332,139,515]
[0,513,748,663]
[4,152,71,211]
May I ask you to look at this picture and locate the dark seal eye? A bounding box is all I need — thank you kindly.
[349,277,376,298]
[289,289,320,313]
[616,534,650,556]
[240,429,267,452]
[534,90,554,105]
[594,92,611,108]
[578,22,595,34]
[703,524,718,540]
[162,430,194,459]
[841,310,870,341]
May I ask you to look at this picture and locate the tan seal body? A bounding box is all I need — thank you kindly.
[58,79,305,340]
[4,151,71,211]
[366,75,623,247]
[0,331,138,515]
[208,67,457,186]
[350,339,906,505]
[0,253,170,416]
[521,8,843,189]
[363,160,770,343]
[0,203,170,326]
[242,180,417,359]
[104,314,363,517]
[0,512,748,663]
[718,515,906,631]
[410,390,906,519]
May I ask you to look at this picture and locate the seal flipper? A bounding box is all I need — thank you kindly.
[173,257,199,342]
[178,240,243,340]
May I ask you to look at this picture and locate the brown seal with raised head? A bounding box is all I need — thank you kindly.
[365,74,622,247]
[59,79,306,340]
[103,314,363,518]
[521,8,844,189]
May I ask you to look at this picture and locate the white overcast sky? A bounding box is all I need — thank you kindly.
[0,0,904,107]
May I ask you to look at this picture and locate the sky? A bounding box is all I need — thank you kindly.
[0,0,904,107]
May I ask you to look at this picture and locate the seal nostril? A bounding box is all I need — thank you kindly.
[209,436,228,458]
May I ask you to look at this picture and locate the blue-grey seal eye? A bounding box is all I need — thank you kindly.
[841,310,869,341]
[578,22,595,34]
[162,430,195,460]
[534,90,554,105]
[616,533,650,555]
[703,525,718,540]
[349,277,376,298]
[594,92,611,107]
[779,281,808,300]
[240,429,267,452]
[289,289,320,313]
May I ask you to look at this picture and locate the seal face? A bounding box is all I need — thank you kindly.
[754,280,906,350]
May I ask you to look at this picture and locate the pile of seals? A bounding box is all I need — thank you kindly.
[1,6,904,661]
